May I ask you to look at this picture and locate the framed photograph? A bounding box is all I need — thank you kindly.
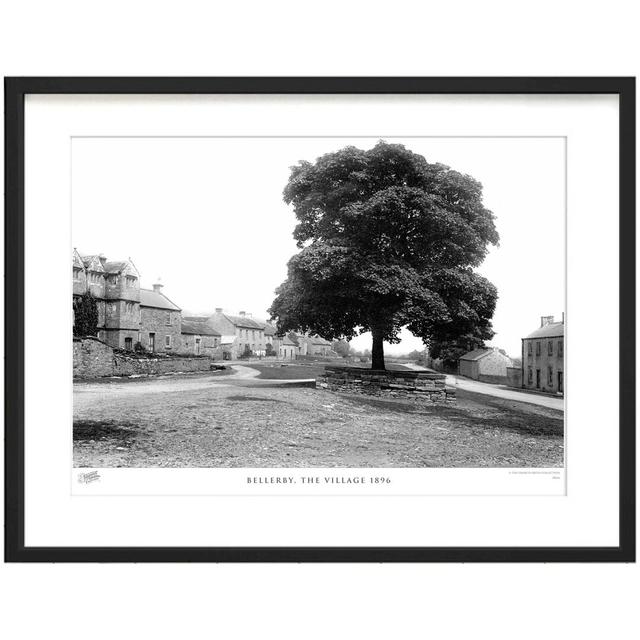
[5,77,635,562]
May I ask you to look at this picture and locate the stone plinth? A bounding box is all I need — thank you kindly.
[317,365,455,404]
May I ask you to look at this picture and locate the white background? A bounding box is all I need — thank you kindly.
[1,2,638,639]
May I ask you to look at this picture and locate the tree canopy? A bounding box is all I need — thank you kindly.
[269,141,499,370]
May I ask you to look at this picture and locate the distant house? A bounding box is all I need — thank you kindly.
[202,308,267,358]
[262,321,278,356]
[279,335,299,360]
[458,347,513,383]
[297,334,336,357]
[181,318,222,358]
[522,315,564,394]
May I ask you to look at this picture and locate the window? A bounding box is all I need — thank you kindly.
[527,342,532,356]
[548,366,553,386]
[558,340,563,357]
[165,312,171,326]
[124,337,133,350]
[535,341,541,356]
[165,335,172,348]
[548,341,553,356]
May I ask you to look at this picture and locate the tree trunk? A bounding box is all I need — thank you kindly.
[371,329,385,370]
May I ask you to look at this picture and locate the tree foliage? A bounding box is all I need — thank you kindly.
[73,292,99,338]
[332,339,352,358]
[269,141,499,369]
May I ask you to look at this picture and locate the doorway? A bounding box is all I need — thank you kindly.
[148,332,156,352]
[536,369,541,389]
[558,371,563,393]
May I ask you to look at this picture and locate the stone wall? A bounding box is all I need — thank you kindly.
[295,354,342,363]
[73,337,114,378]
[317,365,455,404]
[74,337,214,379]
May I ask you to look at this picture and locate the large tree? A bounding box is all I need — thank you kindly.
[269,141,499,370]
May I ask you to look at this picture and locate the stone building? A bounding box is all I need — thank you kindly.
[73,250,182,353]
[181,318,222,357]
[201,309,266,358]
[139,284,182,353]
[297,334,335,357]
[262,321,278,356]
[279,335,299,360]
[522,315,564,394]
[458,347,513,383]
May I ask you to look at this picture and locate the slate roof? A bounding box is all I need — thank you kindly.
[223,314,264,329]
[525,322,565,339]
[262,323,277,336]
[311,336,332,346]
[281,335,297,346]
[459,348,494,362]
[103,260,130,274]
[181,319,221,336]
[139,288,181,311]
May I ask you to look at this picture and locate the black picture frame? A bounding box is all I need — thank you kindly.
[4,77,636,563]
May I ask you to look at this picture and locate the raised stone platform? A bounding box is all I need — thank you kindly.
[317,365,455,404]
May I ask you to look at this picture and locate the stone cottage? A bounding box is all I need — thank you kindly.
[458,347,513,383]
[202,309,266,358]
[181,318,222,358]
[522,315,564,394]
[297,334,336,357]
[279,334,299,360]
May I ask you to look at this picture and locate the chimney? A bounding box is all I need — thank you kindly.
[239,311,246,317]
[215,307,223,314]
[153,277,164,293]
[98,253,107,267]
[540,315,554,327]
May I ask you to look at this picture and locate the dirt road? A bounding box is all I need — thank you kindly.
[73,368,564,468]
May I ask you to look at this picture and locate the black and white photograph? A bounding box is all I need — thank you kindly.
[72,135,565,471]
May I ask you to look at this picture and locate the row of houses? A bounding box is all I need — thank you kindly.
[456,314,564,395]
[72,251,335,360]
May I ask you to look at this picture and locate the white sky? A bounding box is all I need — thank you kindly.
[72,137,565,358]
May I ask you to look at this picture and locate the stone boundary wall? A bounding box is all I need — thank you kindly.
[317,365,455,404]
[74,337,214,379]
[295,354,342,363]
[477,374,510,385]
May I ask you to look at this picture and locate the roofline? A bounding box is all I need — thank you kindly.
[139,288,182,311]
[140,303,182,311]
